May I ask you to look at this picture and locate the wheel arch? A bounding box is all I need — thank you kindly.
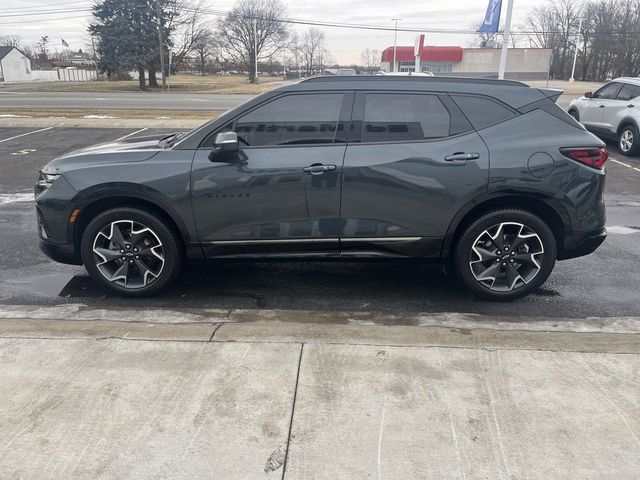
[442,194,566,260]
[617,117,639,135]
[72,191,193,258]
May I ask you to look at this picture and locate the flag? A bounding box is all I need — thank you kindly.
[61,38,69,48]
[479,0,502,33]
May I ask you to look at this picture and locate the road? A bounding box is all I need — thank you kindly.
[1,126,639,317]
[0,91,254,111]
[0,90,582,112]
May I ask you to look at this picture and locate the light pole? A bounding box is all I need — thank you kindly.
[392,18,402,72]
[497,0,514,80]
[569,16,583,83]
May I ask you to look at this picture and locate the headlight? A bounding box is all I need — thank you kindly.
[35,172,60,196]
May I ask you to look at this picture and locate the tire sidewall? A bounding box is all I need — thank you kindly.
[619,125,639,156]
[80,207,181,297]
[454,210,557,301]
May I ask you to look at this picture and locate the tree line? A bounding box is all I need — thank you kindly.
[524,0,640,80]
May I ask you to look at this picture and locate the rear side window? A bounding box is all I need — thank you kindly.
[616,84,640,101]
[362,93,451,142]
[234,93,344,147]
[450,94,517,130]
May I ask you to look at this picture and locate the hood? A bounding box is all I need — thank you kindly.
[42,132,184,174]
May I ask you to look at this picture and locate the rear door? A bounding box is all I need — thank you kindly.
[339,91,490,257]
[605,83,640,132]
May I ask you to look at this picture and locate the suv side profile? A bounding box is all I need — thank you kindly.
[568,77,640,156]
[36,76,607,301]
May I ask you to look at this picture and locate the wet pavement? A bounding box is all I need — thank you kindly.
[1,126,639,318]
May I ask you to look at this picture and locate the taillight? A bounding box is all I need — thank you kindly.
[560,147,608,169]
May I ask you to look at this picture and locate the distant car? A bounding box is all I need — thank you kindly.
[377,71,435,77]
[568,77,640,156]
[36,76,607,300]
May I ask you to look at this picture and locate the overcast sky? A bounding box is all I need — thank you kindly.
[2,0,542,64]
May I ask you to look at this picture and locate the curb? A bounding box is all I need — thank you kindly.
[0,117,208,129]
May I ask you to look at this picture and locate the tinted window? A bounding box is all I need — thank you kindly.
[450,94,517,130]
[234,94,343,147]
[362,93,451,142]
[595,82,622,99]
[616,83,640,101]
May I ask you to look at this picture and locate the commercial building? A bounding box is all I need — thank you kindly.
[380,44,552,80]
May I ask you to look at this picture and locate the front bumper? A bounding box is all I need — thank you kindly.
[558,226,606,260]
[39,238,82,265]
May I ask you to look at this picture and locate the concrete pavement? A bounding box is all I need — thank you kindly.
[1,307,639,479]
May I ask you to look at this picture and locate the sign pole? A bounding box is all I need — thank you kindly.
[498,0,514,80]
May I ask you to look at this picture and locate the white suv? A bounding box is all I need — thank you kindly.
[568,77,640,156]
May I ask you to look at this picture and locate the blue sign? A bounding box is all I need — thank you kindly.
[479,0,502,33]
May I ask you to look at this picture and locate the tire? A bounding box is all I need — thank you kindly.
[453,209,557,301]
[618,124,640,157]
[568,109,580,122]
[80,207,183,297]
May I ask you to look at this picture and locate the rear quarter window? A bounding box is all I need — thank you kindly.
[450,94,517,130]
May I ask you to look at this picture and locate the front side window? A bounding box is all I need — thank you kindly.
[362,93,451,142]
[595,82,622,99]
[233,93,344,147]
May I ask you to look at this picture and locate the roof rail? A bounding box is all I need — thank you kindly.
[302,75,528,88]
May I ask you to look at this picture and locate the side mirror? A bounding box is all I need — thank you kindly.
[585,92,593,98]
[214,131,239,152]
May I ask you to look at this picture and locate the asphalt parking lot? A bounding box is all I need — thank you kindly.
[1,125,639,318]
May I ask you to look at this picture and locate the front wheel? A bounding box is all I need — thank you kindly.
[81,207,183,297]
[453,209,557,301]
[619,125,640,156]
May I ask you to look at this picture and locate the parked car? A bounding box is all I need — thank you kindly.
[568,77,640,156]
[36,76,607,300]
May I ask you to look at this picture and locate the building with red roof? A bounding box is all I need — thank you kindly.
[380,43,552,80]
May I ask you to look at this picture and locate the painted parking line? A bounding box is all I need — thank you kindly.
[0,127,53,144]
[113,127,149,142]
[609,158,633,168]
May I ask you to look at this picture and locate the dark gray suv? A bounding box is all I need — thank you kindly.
[35,76,607,300]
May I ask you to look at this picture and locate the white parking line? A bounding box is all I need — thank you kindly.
[114,127,148,142]
[0,127,53,144]
[609,158,633,168]
[634,167,640,172]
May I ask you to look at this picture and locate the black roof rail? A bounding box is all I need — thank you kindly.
[302,75,528,88]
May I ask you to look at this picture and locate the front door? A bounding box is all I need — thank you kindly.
[339,91,490,257]
[191,92,351,258]
[582,82,623,130]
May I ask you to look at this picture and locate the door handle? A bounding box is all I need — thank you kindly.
[599,105,606,108]
[628,104,635,108]
[303,164,337,175]
[445,152,480,162]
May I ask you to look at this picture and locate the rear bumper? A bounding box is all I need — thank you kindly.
[558,226,606,260]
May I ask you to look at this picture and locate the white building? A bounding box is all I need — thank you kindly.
[0,46,32,82]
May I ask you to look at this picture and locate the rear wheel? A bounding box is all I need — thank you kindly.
[453,209,557,301]
[80,207,182,297]
[619,125,640,156]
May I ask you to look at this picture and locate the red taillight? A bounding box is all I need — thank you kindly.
[560,147,608,169]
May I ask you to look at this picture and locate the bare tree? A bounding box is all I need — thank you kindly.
[218,0,289,83]
[171,0,212,71]
[299,27,325,75]
[193,28,218,74]
[0,35,22,48]
[360,48,380,69]
[469,23,498,48]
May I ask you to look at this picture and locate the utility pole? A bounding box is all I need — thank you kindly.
[253,18,259,84]
[498,0,514,80]
[569,16,583,83]
[154,0,167,91]
[392,18,401,72]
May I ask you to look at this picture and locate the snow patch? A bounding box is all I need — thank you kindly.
[0,192,34,205]
[0,114,32,118]
[83,115,116,119]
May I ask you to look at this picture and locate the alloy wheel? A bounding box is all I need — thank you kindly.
[92,220,165,289]
[620,129,634,153]
[469,222,544,292]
